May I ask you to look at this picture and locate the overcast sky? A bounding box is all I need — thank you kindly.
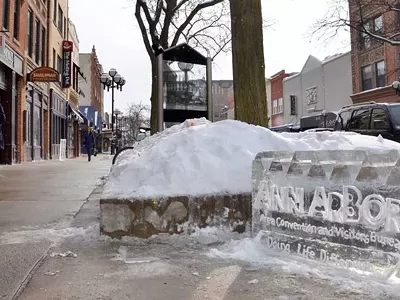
[68,0,349,115]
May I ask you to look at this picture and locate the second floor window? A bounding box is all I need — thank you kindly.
[376,60,386,88]
[13,0,20,40]
[361,65,372,91]
[57,55,62,79]
[41,27,46,66]
[3,0,10,30]
[52,48,56,69]
[57,5,63,33]
[27,9,33,57]
[53,0,57,22]
[35,19,40,64]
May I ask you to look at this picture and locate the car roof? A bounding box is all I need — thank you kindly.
[339,102,400,113]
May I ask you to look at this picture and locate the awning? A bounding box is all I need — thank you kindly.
[68,103,84,124]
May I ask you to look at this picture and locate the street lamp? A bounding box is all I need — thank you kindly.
[100,69,126,154]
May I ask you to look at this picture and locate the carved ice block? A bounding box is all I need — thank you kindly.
[252,149,400,279]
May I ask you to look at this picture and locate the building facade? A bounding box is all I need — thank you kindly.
[47,0,69,159]
[79,46,104,152]
[283,53,353,125]
[269,70,292,127]
[24,0,49,162]
[0,0,28,164]
[66,19,83,158]
[349,0,400,103]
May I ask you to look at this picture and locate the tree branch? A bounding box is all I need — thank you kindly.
[171,0,224,46]
[135,1,154,59]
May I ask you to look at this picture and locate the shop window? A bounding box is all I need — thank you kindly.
[34,105,41,146]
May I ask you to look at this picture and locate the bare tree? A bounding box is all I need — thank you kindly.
[124,102,151,143]
[311,0,400,46]
[230,0,268,127]
[134,0,231,133]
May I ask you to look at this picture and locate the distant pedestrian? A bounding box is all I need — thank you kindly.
[84,126,95,162]
[0,100,5,152]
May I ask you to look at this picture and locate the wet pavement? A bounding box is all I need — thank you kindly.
[0,155,111,300]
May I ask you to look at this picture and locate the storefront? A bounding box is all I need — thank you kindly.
[50,89,67,159]
[25,87,48,161]
[67,103,84,158]
[0,42,24,165]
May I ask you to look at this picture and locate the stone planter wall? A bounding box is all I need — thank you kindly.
[100,193,252,239]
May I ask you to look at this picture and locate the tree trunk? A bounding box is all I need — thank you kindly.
[230,0,268,127]
[150,58,158,134]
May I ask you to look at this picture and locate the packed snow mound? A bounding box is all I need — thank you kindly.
[103,118,400,199]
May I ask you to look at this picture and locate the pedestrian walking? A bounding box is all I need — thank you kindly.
[84,126,95,162]
[0,100,5,153]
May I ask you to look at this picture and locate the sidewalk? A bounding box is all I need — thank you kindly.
[0,155,111,300]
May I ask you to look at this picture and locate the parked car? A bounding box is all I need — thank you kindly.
[334,101,400,143]
[304,128,334,132]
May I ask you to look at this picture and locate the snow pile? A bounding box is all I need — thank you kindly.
[103,118,400,199]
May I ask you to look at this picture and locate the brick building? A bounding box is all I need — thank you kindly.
[24,0,49,162]
[349,0,400,104]
[269,70,292,127]
[0,0,28,164]
[79,46,104,152]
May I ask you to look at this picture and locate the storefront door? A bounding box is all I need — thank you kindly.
[25,99,33,162]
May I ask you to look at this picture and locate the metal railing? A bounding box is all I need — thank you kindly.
[112,146,134,165]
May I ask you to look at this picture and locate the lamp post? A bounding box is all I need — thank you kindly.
[100,68,126,154]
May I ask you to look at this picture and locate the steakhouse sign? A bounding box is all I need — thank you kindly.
[62,40,73,88]
[252,150,400,277]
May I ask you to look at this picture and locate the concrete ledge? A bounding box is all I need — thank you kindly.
[100,193,252,239]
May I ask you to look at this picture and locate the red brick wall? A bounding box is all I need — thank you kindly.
[90,48,103,116]
[349,1,400,101]
[270,70,291,127]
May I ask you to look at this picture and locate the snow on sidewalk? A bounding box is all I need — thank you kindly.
[103,118,400,199]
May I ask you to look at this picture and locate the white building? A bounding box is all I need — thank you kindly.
[283,52,353,125]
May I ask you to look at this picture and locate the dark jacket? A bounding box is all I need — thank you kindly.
[0,103,5,150]
[84,131,95,149]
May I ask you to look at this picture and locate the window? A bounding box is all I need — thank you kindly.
[360,23,371,50]
[290,95,296,116]
[41,27,46,66]
[63,17,66,38]
[57,54,62,78]
[57,5,63,32]
[3,0,10,30]
[361,65,372,91]
[53,0,57,22]
[371,108,389,130]
[52,48,56,69]
[347,109,371,130]
[272,99,278,115]
[35,19,40,64]
[374,15,383,34]
[335,110,352,130]
[278,98,283,113]
[34,105,41,146]
[375,60,386,88]
[13,0,20,39]
[27,9,33,57]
